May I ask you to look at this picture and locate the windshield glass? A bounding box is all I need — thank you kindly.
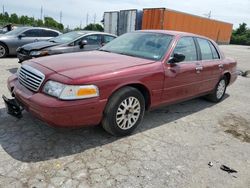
[49,31,86,43]
[5,27,28,35]
[100,32,173,60]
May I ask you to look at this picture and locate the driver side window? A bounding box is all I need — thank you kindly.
[74,34,102,46]
[173,37,197,62]
[23,29,41,37]
[84,35,102,45]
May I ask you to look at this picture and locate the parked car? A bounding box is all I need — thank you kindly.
[3,30,237,136]
[0,27,61,58]
[17,31,117,63]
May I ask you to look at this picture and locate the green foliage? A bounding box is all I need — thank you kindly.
[83,23,104,32]
[0,11,64,31]
[230,23,250,45]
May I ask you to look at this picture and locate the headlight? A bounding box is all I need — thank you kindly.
[43,80,99,100]
[30,50,48,56]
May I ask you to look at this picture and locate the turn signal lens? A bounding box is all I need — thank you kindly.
[77,87,97,96]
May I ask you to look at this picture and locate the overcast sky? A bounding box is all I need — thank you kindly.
[1,0,250,29]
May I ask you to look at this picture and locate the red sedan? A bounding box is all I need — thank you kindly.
[3,30,237,136]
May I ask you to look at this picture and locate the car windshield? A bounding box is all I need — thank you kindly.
[100,32,173,60]
[5,27,28,35]
[49,31,86,43]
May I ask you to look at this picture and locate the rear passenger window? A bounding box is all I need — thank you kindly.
[173,37,197,61]
[197,38,213,60]
[42,30,59,37]
[209,42,220,59]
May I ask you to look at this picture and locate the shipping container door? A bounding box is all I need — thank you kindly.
[118,10,137,35]
[104,12,119,35]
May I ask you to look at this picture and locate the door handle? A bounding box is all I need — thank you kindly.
[195,66,203,73]
[195,66,203,71]
[218,64,224,68]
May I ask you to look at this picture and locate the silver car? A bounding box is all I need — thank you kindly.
[0,27,61,58]
[17,31,117,62]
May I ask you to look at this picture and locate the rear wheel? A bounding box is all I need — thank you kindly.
[102,87,145,136]
[0,43,8,58]
[206,77,227,102]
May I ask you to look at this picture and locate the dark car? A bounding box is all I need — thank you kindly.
[4,30,237,136]
[17,31,117,63]
[0,27,61,58]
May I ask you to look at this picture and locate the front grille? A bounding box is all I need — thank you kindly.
[18,65,45,92]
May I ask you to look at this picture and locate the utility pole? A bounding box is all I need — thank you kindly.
[80,20,82,29]
[60,11,62,23]
[93,13,96,24]
[204,11,211,19]
[2,5,5,14]
[40,6,43,20]
[86,13,89,26]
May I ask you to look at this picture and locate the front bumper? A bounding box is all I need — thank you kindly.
[6,75,107,128]
[17,52,32,63]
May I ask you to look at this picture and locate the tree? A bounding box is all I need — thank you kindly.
[44,16,64,30]
[83,23,104,31]
[9,13,19,24]
[235,23,247,35]
[230,23,250,45]
[0,11,64,32]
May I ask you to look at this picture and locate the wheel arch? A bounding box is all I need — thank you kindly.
[223,71,231,85]
[108,82,152,110]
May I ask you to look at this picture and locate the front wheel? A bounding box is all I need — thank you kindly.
[0,43,8,58]
[102,87,145,136]
[206,77,227,102]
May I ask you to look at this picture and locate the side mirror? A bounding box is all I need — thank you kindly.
[18,33,26,39]
[168,53,185,64]
[78,40,87,48]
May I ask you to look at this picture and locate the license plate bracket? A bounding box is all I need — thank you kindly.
[2,95,23,119]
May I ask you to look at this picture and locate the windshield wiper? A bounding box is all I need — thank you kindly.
[98,49,111,53]
[49,40,57,43]
[115,52,138,57]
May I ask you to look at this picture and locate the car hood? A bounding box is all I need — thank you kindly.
[22,41,60,51]
[29,51,155,80]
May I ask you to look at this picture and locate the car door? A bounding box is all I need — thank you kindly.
[81,34,102,51]
[162,36,203,103]
[15,29,42,50]
[39,29,59,41]
[195,37,222,92]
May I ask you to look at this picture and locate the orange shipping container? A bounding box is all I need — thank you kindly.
[142,8,233,44]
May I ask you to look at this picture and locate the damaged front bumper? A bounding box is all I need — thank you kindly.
[2,95,23,118]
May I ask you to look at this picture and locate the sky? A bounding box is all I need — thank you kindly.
[1,0,250,29]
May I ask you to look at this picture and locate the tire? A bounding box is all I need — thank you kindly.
[0,43,8,58]
[206,76,227,103]
[102,86,145,136]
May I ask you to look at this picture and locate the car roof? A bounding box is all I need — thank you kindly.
[17,26,61,33]
[137,29,211,40]
[71,30,117,37]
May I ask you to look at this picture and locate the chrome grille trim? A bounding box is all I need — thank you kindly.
[18,64,45,92]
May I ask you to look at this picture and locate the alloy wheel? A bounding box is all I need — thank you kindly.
[216,79,226,99]
[116,97,141,130]
[0,45,6,58]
